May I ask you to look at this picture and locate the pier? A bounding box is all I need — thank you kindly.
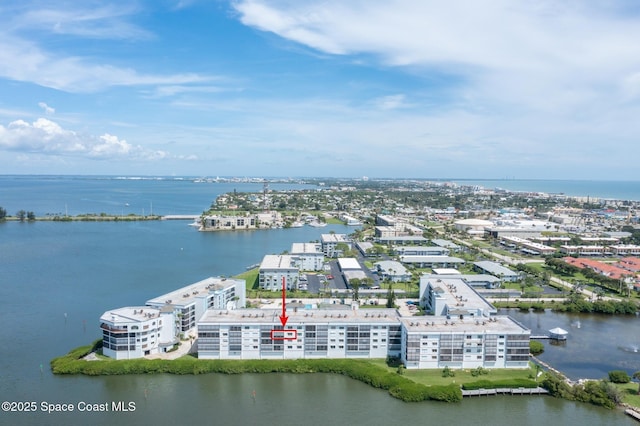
[462,387,549,397]
[626,408,640,422]
[162,215,200,220]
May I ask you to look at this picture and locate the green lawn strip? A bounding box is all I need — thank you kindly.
[233,268,259,289]
[615,382,640,409]
[324,217,344,224]
[368,359,538,388]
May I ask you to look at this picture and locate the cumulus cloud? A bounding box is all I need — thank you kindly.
[0,118,173,160]
[38,102,55,114]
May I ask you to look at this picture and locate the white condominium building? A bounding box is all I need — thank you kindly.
[197,308,402,360]
[321,233,349,258]
[146,277,246,334]
[400,316,530,369]
[196,308,530,370]
[290,242,324,271]
[259,254,299,291]
[100,306,176,359]
[419,275,497,318]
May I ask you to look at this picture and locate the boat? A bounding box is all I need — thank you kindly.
[308,221,327,227]
[290,221,304,227]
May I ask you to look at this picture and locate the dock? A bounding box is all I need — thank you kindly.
[530,335,550,339]
[626,408,640,422]
[462,387,549,397]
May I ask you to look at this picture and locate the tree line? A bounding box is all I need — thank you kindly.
[0,207,36,221]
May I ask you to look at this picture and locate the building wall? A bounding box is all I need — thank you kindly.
[259,269,299,291]
[101,309,171,360]
[197,320,402,360]
[401,328,530,369]
[202,215,257,230]
[292,253,324,271]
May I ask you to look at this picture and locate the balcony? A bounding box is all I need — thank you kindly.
[100,323,128,333]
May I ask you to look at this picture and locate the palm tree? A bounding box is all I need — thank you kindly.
[534,363,542,382]
[634,371,640,395]
[350,278,361,301]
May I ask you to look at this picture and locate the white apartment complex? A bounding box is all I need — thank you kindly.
[196,307,530,370]
[321,233,350,258]
[100,306,177,359]
[401,316,530,369]
[290,242,324,271]
[419,275,497,318]
[197,308,402,360]
[259,254,299,291]
[201,211,283,231]
[146,277,246,334]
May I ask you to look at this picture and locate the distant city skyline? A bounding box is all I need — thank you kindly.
[1,1,639,179]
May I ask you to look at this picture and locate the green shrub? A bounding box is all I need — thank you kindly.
[529,340,544,355]
[608,370,630,384]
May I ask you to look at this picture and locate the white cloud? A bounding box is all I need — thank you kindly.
[38,102,55,114]
[0,2,218,93]
[225,0,640,178]
[373,94,406,110]
[232,1,640,115]
[0,34,215,92]
[15,4,152,40]
[0,117,178,161]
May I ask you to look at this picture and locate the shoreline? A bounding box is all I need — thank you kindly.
[51,340,640,412]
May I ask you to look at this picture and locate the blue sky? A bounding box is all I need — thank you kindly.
[1,0,640,179]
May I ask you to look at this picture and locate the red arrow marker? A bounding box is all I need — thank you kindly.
[279,276,288,326]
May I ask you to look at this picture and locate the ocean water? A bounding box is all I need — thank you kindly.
[450,179,640,201]
[0,175,316,217]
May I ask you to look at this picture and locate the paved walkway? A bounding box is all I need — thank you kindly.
[146,336,196,360]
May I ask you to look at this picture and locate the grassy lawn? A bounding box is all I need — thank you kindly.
[368,359,538,387]
[233,268,259,289]
[616,382,640,408]
[324,217,345,225]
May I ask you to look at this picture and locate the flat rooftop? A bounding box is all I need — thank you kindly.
[146,276,241,307]
[259,254,296,270]
[400,255,465,264]
[291,243,322,254]
[321,234,348,243]
[400,315,528,334]
[430,239,461,249]
[199,308,401,325]
[100,306,160,323]
[474,261,518,276]
[338,257,361,270]
[424,276,495,313]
